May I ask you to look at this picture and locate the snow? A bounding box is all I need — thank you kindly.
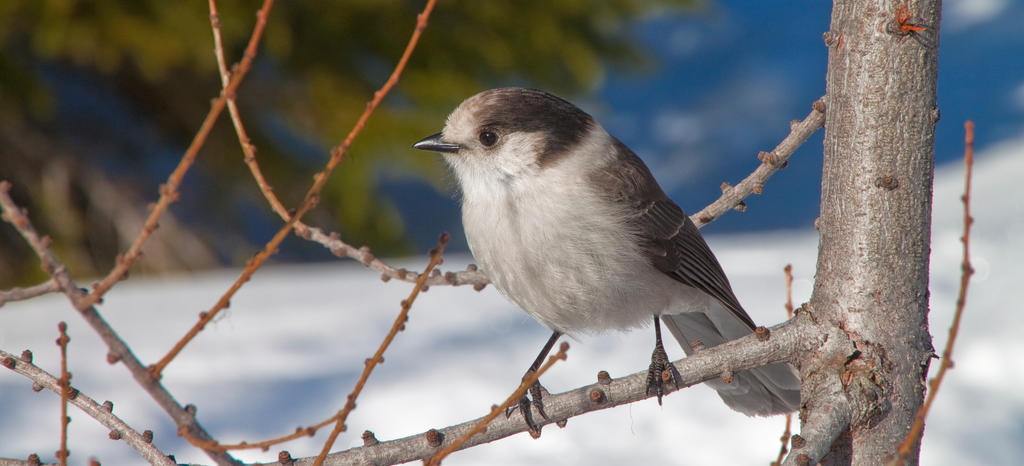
[2,136,1021,464]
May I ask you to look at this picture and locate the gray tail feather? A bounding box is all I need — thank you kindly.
[662,312,800,416]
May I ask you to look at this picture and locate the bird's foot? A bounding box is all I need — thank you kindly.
[505,372,550,437]
[646,338,678,405]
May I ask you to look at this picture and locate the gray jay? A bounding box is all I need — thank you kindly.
[414,87,799,431]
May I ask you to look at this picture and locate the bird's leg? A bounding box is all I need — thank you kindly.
[646,315,678,405]
[506,330,561,436]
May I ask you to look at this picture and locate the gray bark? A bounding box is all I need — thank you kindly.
[795,0,942,464]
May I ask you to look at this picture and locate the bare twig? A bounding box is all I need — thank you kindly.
[893,1,928,35]
[0,457,51,465]
[783,264,795,320]
[278,314,811,466]
[148,200,305,377]
[0,279,60,307]
[691,98,826,227]
[151,0,440,378]
[0,182,240,466]
[208,0,292,223]
[218,0,479,291]
[302,226,491,288]
[773,416,793,466]
[179,233,450,458]
[312,233,450,466]
[56,323,70,466]
[80,0,277,310]
[1,349,176,466]
[893,121,975,462]
[209,0,482,292]
[772,264,795,466]
[426,342,570,466]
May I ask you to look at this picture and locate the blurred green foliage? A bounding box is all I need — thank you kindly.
[0,0,691,287]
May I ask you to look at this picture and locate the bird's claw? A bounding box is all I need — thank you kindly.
[646,339,678,405]
[505,376,549,437]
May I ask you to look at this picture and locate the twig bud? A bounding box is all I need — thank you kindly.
[755,326,770,341]
[425,428,444,447]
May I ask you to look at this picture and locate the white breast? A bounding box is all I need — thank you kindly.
[457,142,688,334]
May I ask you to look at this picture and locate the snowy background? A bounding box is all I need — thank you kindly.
[2,133,1021,465]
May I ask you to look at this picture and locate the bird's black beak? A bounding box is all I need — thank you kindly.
[413,132,460,153]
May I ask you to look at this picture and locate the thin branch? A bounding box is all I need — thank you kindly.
[773,415,793,466]
[178,234,450,457]
[79,0,276,310]
[217,0,480,290]
[783,264,795,320]
[691,97,826,227]
[270,314,812,466]
[313,233,449,466]
[301,226,491,288]
[893,120,975,463]
[1,349,176,466]
[150,0,440,378]
[0,182,240,466]
[772,264,796,466]
[184,414,330,454]
[208,0,291,222]
[426,342,570,466]
[0,457,52,466]
[0,279,60,307]
[212,0,487,291]
[56,323,70,466]
[147,200,306,377]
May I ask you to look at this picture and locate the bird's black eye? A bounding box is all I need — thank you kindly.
[478,130,498,147]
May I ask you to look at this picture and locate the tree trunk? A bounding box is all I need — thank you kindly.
[806,0,941,464]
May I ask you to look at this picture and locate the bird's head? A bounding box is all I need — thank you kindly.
[414,87,599,185]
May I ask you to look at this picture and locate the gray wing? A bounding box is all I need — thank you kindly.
[590,139,801,416]
[590,138,755,329]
